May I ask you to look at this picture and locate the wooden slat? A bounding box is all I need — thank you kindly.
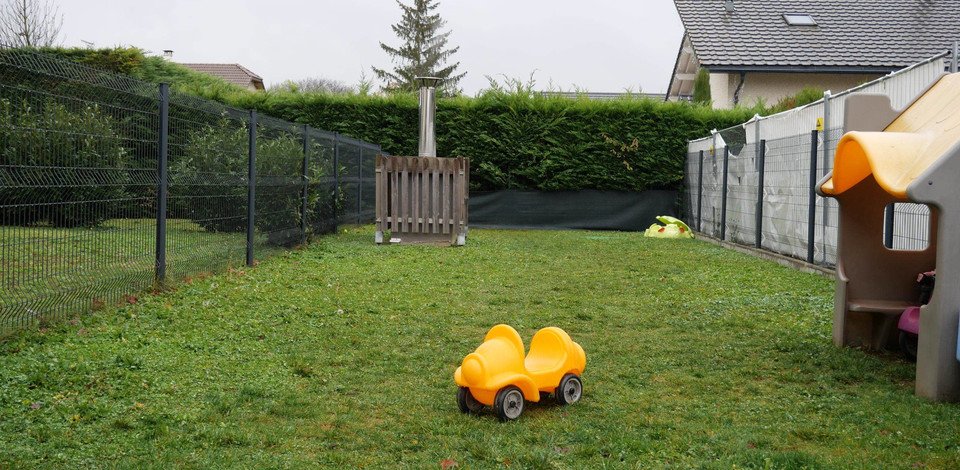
[431,158,440,234]
[420,158,428,231]
[441,160,449,235]
[375,154,383,233]
[410,157,420,233]
[390,158,399,232]
[402,157,410,233]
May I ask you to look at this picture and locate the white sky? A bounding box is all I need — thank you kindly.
[58,0,684,95]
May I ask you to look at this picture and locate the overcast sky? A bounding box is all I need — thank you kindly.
[58,0,684,95]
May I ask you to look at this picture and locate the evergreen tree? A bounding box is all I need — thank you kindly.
[692,68,711,105]
[372,0,465,95]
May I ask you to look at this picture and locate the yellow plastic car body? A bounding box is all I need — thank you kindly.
[454,324,587,420]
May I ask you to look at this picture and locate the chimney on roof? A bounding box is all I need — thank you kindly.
[162,50,174,60]
[724,0,735,13]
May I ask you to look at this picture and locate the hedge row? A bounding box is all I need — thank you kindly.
[225,92,754,192]
[47,47,755,192]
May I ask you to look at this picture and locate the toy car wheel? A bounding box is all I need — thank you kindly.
[555,373,583,405]
[457,387,484,414]
[900,331,918,362]
[494,386,525,421]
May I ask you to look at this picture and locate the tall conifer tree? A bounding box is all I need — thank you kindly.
[373,0,465,95]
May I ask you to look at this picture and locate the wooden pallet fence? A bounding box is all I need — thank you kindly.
[375,155,469,245]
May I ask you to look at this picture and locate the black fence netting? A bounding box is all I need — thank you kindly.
[0,47,381,335]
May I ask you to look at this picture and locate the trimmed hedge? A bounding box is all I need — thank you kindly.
[45,47,756,192]
[224,91,754,192]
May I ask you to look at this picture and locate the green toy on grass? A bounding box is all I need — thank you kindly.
[643,216,694,239]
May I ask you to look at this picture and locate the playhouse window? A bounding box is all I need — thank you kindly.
[883,203,931,251]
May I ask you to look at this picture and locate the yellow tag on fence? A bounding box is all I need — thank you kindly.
[816,117,824,131]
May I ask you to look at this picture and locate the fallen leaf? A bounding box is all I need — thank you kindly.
[440,458,458,469]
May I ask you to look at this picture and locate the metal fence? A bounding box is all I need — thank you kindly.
[0,48,381,335]
[683,52,948,267]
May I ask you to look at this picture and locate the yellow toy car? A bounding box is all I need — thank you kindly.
[454,324,587,421]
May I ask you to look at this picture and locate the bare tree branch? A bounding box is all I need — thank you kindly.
[0,0,62,48]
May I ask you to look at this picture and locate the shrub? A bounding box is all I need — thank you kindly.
[0,98,130,227]
[171,117,320,245]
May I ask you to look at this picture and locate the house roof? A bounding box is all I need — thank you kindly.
[179,63,265,89]
[674,0,959,72]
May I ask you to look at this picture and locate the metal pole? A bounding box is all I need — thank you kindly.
[301,124,309,244]
[333,133,340,228]
[755,139,765,249]
[821,91,832,264]
[155,83,169,286]
[697,150,704,232]
[807,130,818,264]
[720,146,729,241]
[246,110,257,267]
[884,205,895,248]
[953,40,958,73]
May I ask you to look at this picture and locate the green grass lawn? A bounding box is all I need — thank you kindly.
[1,218,283,334]
[2,227,959,468]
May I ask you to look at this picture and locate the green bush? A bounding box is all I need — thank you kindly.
[0,99,130,227]
[224,90,754,192]
[171,118,319,244]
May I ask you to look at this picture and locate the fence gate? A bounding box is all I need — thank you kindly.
[375,155,469,246]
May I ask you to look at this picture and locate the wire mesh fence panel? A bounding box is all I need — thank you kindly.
[308,130,338,235]
[337,140,361,225]
[700,146,723,238]
[0,48,161,333]
[891,203,933,251]
[760,134,812,260]
[725,142,758,246]
[254,115,306,252]
[359,145,377,222]
[814,127,844,267]
[681,151,699,222]
[0,48,384,336]
[166,93,250,283]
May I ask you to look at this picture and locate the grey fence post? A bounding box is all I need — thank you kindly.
[697,150,704,232]
[884,205,896,248]
[807,130,819,264]
[357,146,363,224]
[720,146,729,241]
[155,83,169,286]
[755,139,765,249]
[301,125,309,244]
[247,110,257,267]
[953,41,958,74]
[333,133,340,227]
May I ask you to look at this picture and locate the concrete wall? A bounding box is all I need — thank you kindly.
[709,71,884,109]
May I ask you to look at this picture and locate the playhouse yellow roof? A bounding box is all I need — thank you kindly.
[821,73,960,198]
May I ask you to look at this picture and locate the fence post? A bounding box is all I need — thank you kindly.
[333,133,340,228]
[953,40,958,74]
[755,139,765,249]
[697,150,704,232]
[247,110,257,267]
[357,146,363,224]
[884,205,895,248]
[155,83,169,286]
[720,146,729,241]
[807,130,818,264]
[301,125,309,244]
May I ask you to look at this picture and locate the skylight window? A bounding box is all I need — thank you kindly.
[783,14,817,26]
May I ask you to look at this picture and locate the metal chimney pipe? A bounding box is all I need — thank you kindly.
[416,77,442,157]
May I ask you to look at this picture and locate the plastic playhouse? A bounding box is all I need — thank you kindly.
[454,324,586,421]
[817,73,960,402]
